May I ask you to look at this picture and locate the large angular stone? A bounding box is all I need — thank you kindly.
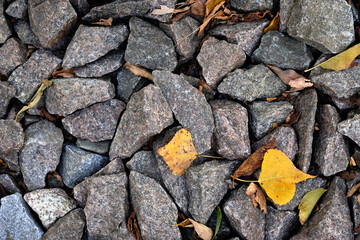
[6,0,28,19]
[338,114,360,147]
[116,67,147,103]
[218,64,287,102]
[230,0,273,11]
[252,30,313,71]
[126,151,161,182]
[0,81,16,118]
[45,78,115,116]
[62,24,129,69]
[266,207,297,240]
[109,84,173,159]
[287,0,354,53]
[0,38,27,77]
[8,49,61,103]
[0,120,24,154]
[125,17,177,71]
[19,120,64,191]
[62,99,125,142]
[129,171,182,240]
[279,0,296,32]
[197,36,246,88]
[0,0,11,44]
[14,20,41,47]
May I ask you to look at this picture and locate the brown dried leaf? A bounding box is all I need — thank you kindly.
[127,210,142,240]
[187,0,207,16]
[339,170,356,181]
[283,109,300,126]
[0,158,7,169]
[91,17,113,26]
[205,0,225,17]
[347,182,360,197]
[124,62,153,81]
[39,107,58,122]
[246,182,267,214]
[52,68,75,78]
[176,218,213,240]
[171,9,191,23]
[267,122,278,134]
[198,1,225,36]
[239,10,271,22]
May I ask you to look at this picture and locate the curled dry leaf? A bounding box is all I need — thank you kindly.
[298,188,327,225]
[205,0,224,17]
[246,182,267,214]
[267,122,278,134]
[151,5,190,15]
[52,68,75,78]
[124,62,153,81]
[263,12,279,34]
[198,1,225,36]
[176,218,213,240]
[347,182,360,197]
[127,210,142,240]
[187,0,207,16]
[0,158,7,169]
[91,17,113,26]
[282,108,300,127]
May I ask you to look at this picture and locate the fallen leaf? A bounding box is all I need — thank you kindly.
[187,0,207,16]
[205,0,225,17]
[259,149,316,205]
[347,182,360,197]
[266,97,277,102]
[358,194,360,206]
[338,170,356,181]
[39,107,58,122]
[238,10,271,22]
[298,188,327,225]
[246,182,267,214]
[305,43,360,72]
[211,206,222,240]
[267,122,278,134]
[198,1,225,36]
[151,5,190,15]
[350,157,357,168]
[282,108,300,127]
[91,17,113,26]
[176,218,213,240]
[0,158,7,169]
[263,12,279,34]
[127,210,142,240]
[171,9,191,23]
[52,68,75,78]
[124,62,153,81]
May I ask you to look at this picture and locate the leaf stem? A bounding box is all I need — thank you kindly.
[197,154,223,159]
[231,175,258,183]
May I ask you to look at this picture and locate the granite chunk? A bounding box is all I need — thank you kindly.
[266,207,297,240]
[0,81,16,118]
[0,0,11,44]
[338,114,360,147]
[76,139,110,154]
[6,0,28,19]
[279,0,296,32]
[116,67,147,103]
[126,151,161,182]
[0,120,24,154]
[230,0,273,11]
[0,38,27,77]
[0,150,19,172]
[14,20,41,47]
[69,0,90,16]
[0,174,21,194]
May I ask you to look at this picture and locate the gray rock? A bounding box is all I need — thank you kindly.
[0,193,43,240]
[353,147,360,167]
[125,17,177,71]
[293,89,318,172]
[230,0,273,11]
[266,207,297,240]
[249,101,294,139]
[73,50,124,77]
[338,114,360,147]
[187,160,238,224]
[129,171,182,240]
[62,99,125,142]
[287,0,354,53]
[0,174,21,194]
[19,120,64,191]
[223,186,265,240]
[153,70,214,154]
[8,49,61,103]
[59,144,109,188]
[0,120,24,154]
[69,0,90,16]
[218,64,288,102]
[0,81,16,118]
[197,36,246,88]
[41,208,86,240]
[291,177,353,240]
[76,139,110,154]
[14,20,41,47]
[24,188,77,229]
[62,24,129,69]
[181,73,201,87]
[116,67,147,103]
[6,0,27,19]
[0,0,11,44]
[109,84,173,159]
[279,0,296,32]
[209,20,268,55]
[23,115,41,127]
[0,38,27,77]
[252,30,313,71]
[45,78,115,116]
[211,100,251,160]
[0,150,19,172]
[332,96,358,111]
[314,105,349,176]
[351,195,360,235]
[126,151,161,182]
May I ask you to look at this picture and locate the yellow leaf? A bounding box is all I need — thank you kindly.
[157,128,198,176]
[205,0,225,18]
[176,218,213,240]
[305,43,360,72]
[258,149,316,205]
[263,12,279,34]
[298,188,327,225]
[198,1,225,36]
[246,182,267,214]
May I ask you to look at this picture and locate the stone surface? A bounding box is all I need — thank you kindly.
[41,208,86,240]
[109,84,173,159]
[73,50,124,77]
[266,207,297,240]
[187,160,238,224]
[291,177,353,240]
[0,120,24,154]
[14,20,41,47]
[59,144,109,188]
[126,151,161,182]
[116,67,147,103]
[8,49,61,103]
[252,30,313,71]
[223,186,265,240]
[153,70,214,154]
[0,150,19,172]
[125,17,177,71]
[279,0,296,32]
[69,0,90,16]
[230,0,273,11]
[249,101,294,139]
[62,99,125,142]
[19,120,64,191]
[0,81,16,118]
[24,188,77,229]
[197,36,246,88]
[314,104,349,176]
[0,38,27,77]
[0,174,21,194]
[0,193,43,240]
[211,100,251,160]
[62,24,128,69]
[0,0,11,44]
[338,114,360,147]
[287,0,354,53]
[76,139,110,154]
[129,171,182,240]
[45,78,115,116]
[218,64,288,102]
[351,195,360,235]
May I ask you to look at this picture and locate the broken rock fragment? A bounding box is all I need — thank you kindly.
[0,81,16,118]
[337,114,360,147]
[0,38,27,77]
[0,0,11,44]
[0,120,24,154]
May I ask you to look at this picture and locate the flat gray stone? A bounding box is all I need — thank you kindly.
[14,20,41,47]
[62,99,125,142]
[0,174,21,194]
[126,151,161,182]
[0,0,11,44]
[287,0,354,53]
[125,17,177,71]
[62,24,129,69]
[230,0,273,11]
[45,78,115,116]
[0,38,27,77]
[279,0,296,32]
[153,70,214,154]
[252,30,313,71]
[116,67,147,103]
[0,120,24,154]
[76,139,110,154]
[109,84,173,159]
[218,64,288,102]
[266,207,297,240]
[0,81,16,118]
[338,114,360,147]
[6,0,28,19]
[197,36,246,88]
[8,49,61,103]
[19,120,64,191]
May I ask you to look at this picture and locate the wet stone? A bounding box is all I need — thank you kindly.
[252,30,313,71]
[279,0,296,32]
[126,151,161,182]
[197,36,246,88]
[218,64,288,102]
[62,24,129,69]
[0,81,16,118]
[76,139,110,154]
[266,207,297,240]
[211,100,251,160]
[62,99,125,142]
[45,78,115,116]
[125,17,177,71]
[6,0,28,19]
[0,120,24,154]
[338,114,360,147]
[0,38,27,77]
[24,188,77,229]
[0,0,11,44]
[129,171,182,240]
[14,20,41,47]
[287,0,354,53]
[19,120,64,191]
[116,67,147,103]
[230,0,273,11]
[0,174,21,194]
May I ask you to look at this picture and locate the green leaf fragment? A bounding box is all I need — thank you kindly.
[211,206,222,240]
[298,188,327,225]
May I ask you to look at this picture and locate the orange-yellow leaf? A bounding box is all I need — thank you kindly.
[205,0,225,17]
[263,12,279,34]
[157,128,198,176]
[176,218,213,240]
[347,182,360,197]
[259,149,316,205]
[246,183,267,214]
[198,1,225,36]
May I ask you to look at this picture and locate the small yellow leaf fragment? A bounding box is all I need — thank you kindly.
[124,62,153,81]
[350,157,357,167]
[176,218,213,240]
[266,97,277,102]
[91,17,113,26]
[298,188,327,225]
[347,182,360,197]
[246,182,267,214]
[205,0,224,17]
[263,12,279,34]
